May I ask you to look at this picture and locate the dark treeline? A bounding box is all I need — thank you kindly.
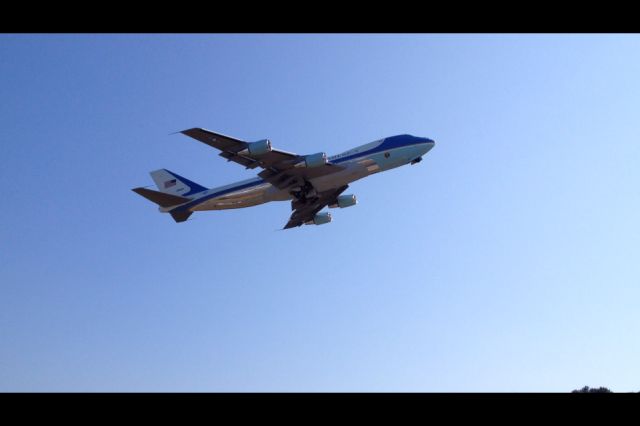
[572,386,613,393]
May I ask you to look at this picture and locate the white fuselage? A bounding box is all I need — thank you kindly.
[173,135,434,213]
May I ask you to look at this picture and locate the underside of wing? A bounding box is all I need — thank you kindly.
[257,163,343,189]
[181,128,298,170]
[180,128,345,190]
[283,185,349,229]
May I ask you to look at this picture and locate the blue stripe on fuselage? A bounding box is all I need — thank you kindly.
[171,178,266,212]
[171,135,430,212]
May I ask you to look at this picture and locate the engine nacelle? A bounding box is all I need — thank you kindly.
[239,139,272,156]
[305,211,332,225]
[301,152,327,168]
[329,194,357,209]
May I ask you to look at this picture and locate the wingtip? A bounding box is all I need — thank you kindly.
[169,128,192,136]
[171,126,206,136]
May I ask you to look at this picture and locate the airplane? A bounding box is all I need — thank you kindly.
[132,128,435,229]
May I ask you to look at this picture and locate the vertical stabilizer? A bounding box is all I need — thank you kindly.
[150,169,208,197]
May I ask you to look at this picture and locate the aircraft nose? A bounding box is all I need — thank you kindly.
[424,138,435,152]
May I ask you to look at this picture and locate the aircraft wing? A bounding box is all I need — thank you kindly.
[283,185,349,229]
[181,128,344,190]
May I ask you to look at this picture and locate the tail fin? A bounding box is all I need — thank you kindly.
[150,169,208,197]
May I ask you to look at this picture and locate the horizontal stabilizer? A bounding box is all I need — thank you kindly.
[132,187,190,208]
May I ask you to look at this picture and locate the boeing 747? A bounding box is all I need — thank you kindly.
[133,128,435,229]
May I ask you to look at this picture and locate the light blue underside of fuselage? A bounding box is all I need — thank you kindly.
[166,135,434,213]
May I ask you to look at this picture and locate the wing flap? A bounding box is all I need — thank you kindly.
[219,150,256,167]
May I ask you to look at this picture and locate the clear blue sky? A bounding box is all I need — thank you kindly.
[1,34,639,392]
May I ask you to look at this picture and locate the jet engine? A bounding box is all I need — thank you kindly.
[329,194,357,209]
[305,211,332,225]
[296,152,327,168]
[239,139,272,156]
